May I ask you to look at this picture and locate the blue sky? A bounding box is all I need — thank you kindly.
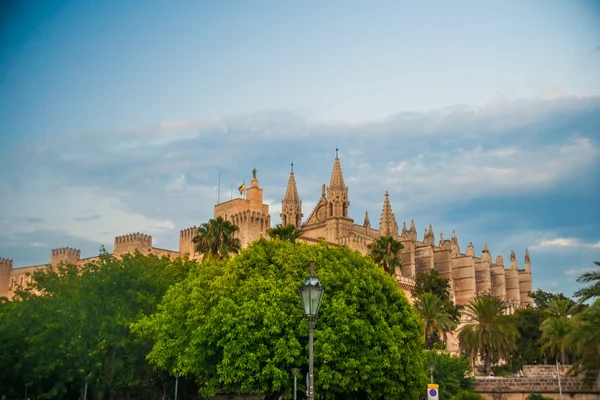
[1,1,599,297]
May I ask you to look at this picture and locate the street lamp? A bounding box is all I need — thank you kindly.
[291,368,301,400]
[298,261,325,400]
[428,365,435,384]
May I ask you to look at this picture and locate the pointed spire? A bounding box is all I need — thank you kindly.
[283,167,300,203]
[439,233,445,247]
[281,164,302,228]
[363,211,371,228]
[423,228,428,241]
[379,192,398,236]
[410,219,416,232]
[428,224,434,237]
[401,221,407,236]
[483,243,489,253]
[329,151,346,189]
[481,243,491,262]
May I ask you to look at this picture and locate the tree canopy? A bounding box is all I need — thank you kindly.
[133,239,427,399]
[366,235,403,275]
[0,249,194,399]
[573,261,600,303]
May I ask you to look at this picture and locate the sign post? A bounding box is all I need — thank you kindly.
[427,383,439,400]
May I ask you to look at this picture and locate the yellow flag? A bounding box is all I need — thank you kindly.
[238,182,245,194]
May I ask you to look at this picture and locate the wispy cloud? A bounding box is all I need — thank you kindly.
[534,238,600,249]
[565,267,598,276]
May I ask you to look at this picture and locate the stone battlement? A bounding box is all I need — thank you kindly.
[180,226,198,239]
[51,247,81,258]
[0,257,14,270]
[114,233,152,244]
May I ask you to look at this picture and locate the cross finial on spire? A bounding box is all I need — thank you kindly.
[335,147,339,158]
[291,160,294,173]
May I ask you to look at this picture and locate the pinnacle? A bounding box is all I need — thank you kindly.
[379,192,398,236]
[483,243,489,252]
[363,211,371,228]
[427,224,434,237]
[283,169,300,204]
[329,155,346,190]
[410,219,416,232]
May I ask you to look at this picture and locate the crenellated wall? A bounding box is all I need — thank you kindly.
[179,226,198,257]
[50,247,81,268]
[114,233,152,256]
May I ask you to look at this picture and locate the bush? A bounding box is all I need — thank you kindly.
[424,350,474,400]
[526,394,553,400]
[450,391,484,400]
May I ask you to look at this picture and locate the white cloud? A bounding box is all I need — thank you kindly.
[534,237,600,249]
[565,267,598,276]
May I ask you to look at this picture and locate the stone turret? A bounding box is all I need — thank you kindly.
[179,226,198,257]
[481,243,492,263]
[466,242,475,256]
[326,150,349,219]
[424,225,435,246]
[50,247,81,268]
[519,249,533,307]
[451,230,460,256]
[0,258,14,297]
[510,250,518,269]
[491,254,507,301]
[379,192,398,237]
[281,163,303,228]
[505,249,521,307]
[114,233,152,256]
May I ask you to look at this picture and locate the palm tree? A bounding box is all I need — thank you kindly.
[267,223,302,243]
[458,295,518,374]
[567,299,600,379]
[192,217,241,261]
[367,235,403,275]
[414,292,457,349]
[540,298,577,365]
[573,261,600,303]
[541,316,573,365]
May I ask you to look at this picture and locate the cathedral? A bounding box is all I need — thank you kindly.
[0,153,533,315]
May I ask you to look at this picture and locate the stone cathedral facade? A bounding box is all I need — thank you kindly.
[0,153,533,315]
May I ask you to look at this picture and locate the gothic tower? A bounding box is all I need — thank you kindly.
[327,149,349,218]
[281,163,303,228]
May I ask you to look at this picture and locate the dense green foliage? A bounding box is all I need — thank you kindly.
[424,351,474,400]
[449,390,484,400]
[508,307,546,369]
[366,235,403,275]
[458,295,518,374]
[134,239,427,399]
[525,394,553,400]
[193,216,241,260]
[0,249,195,399]
[268,223,302,243]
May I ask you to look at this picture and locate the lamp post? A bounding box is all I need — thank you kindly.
[428,365,435,384]
[291,368,301,400]
[298,261,325,400]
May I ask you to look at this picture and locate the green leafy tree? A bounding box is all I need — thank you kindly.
[530,289,582,312]
[268,223,302,243]
[567,298,600,382]
[193,216,241,260]
[0,250,194,399]
[526,394,553,400]
[414,293,457,350]
[134,239,428,399]
[509,307,547,369]
[458,295,518,374]
[367,235,403,275]
[573,261,600,303]
[424,350,474,400]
